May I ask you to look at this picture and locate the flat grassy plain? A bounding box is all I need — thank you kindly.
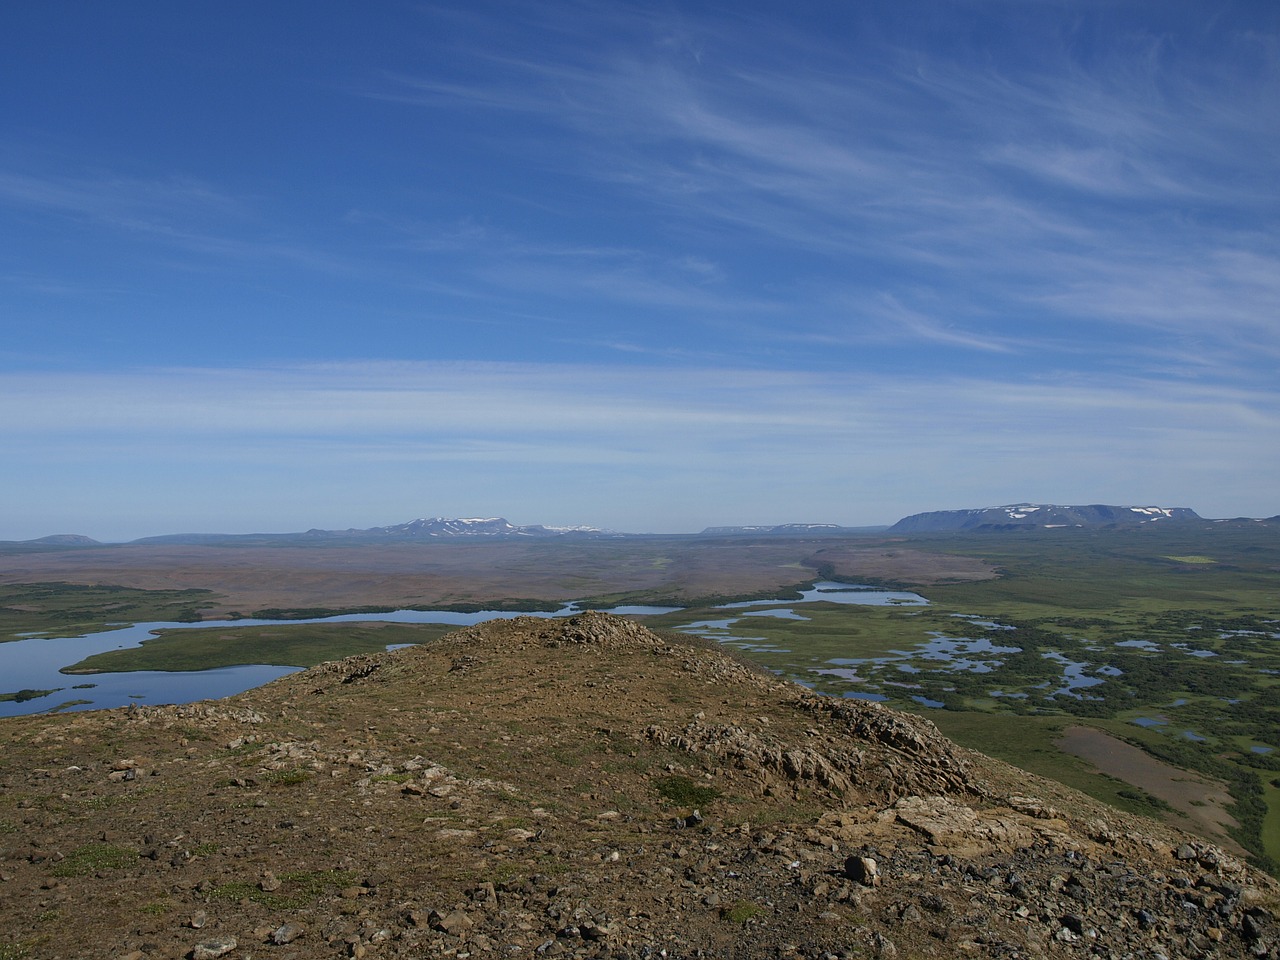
[1,522,1277,871]
[0,582,216,641]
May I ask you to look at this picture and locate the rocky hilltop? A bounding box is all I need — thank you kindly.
[2,613,1276,959]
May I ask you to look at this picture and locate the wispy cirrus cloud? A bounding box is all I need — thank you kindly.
[0,168,248,231]
[361,4,1278,371]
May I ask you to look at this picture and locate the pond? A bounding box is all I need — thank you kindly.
[717,581,927,609]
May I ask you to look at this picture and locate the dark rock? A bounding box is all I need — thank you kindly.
[844,855,879,887]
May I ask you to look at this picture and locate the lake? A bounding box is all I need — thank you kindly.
[0,582,918,716]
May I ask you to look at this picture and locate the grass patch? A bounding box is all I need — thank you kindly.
[1117,787,1174,814]
[140,899,172,916]
[50,842,137,877]
[1263,780,1280,865]
[655,775,719,808]
[210,869,355,910]
[221,740,264,757]
[261,768,312,786]
[721,900,764,923]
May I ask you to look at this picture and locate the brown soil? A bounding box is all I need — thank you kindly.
[0,539,995,617]
[1,614,1275,959]
[1057,725,1243,853]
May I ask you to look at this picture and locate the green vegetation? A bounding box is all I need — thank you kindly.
[210,869,356,910]
[261,768,312,786]
[0,582,217,642]
[647,523,1280,873]
[0,689,59,703]
[61,620,457,673]
[50,842,137,877]
[721,901,764,923]
[655,775,720,808]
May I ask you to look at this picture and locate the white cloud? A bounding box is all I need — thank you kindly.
[1,361,1275,539]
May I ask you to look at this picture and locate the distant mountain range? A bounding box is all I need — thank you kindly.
[5,505,1277,547]
[125,517,615,546]
[887,503,1206,533]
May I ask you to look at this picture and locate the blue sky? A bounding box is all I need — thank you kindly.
[2,1,1277,539]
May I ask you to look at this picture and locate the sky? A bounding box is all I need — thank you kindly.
[2,1,1278,540]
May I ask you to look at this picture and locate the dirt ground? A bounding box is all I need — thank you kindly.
[1057,724,1242,853]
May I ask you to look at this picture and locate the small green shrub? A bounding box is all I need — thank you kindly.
[721,901,763,923]
[655,775,719,808]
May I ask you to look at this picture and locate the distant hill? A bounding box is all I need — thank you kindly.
[0,533,102,548]
[28,534,102,545]
[127,518,893,546]
[888,503,1203,533]
[357,517,608,539]
[130,517,609,546]
[699,523,886,536]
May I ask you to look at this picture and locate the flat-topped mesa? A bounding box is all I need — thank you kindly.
[889,503,1203,533]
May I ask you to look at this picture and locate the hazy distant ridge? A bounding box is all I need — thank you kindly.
[14,505,1280,547]
[888,503,1203,533]
[698,523,878,536]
